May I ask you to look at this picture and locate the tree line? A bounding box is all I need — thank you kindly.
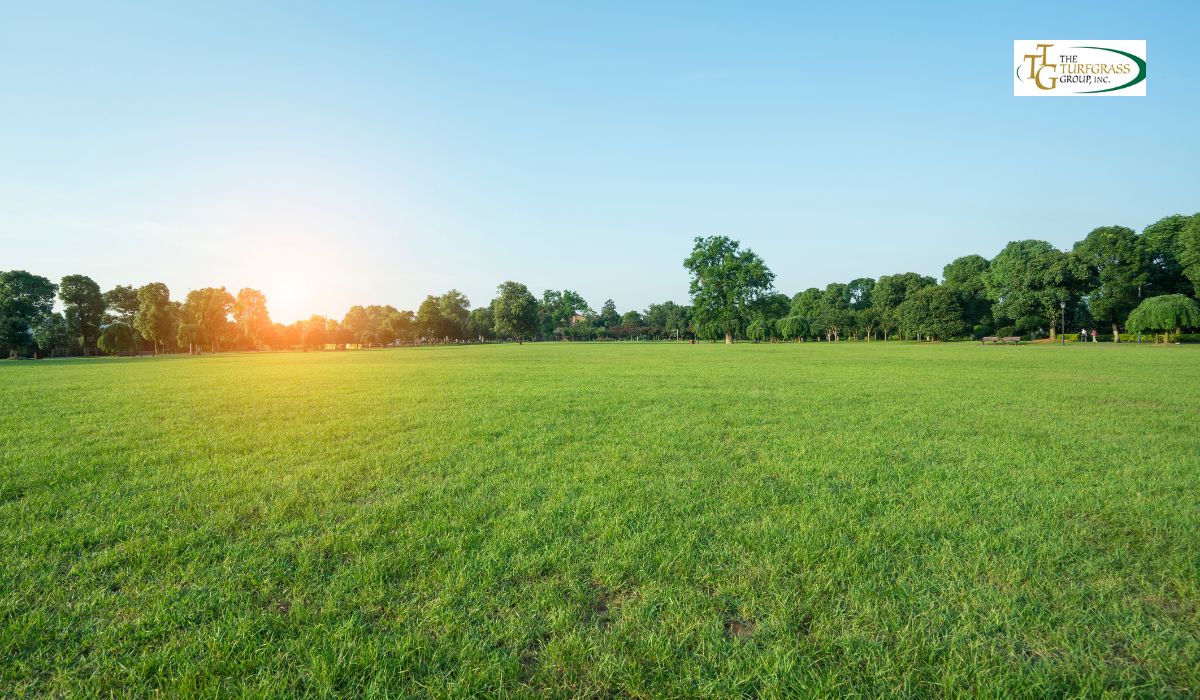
[3,211,1200,357]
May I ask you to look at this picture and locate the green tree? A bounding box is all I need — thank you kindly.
[874,273,936,339]
[134,283,174,354]
[1179,215,1200,293]
[32,312,71,357]
[598,299,621,328]
[777,315,810,341]
[492,281,538,344]
[644,301,691,339]
[234,288,271,348]
[0,270,57,357]
[1074,226,1148,341]
[467,306,495,340]
[180,287,235,353]
[897,286,965,341]
[683,236,775,344]
[620,310,644,327]
[301,315,328,349]
[789,288,823,321]
[1141,214,1195,297]
[59,274,105,356]
[539,290,590,337]
[982,241,1083,340]
[98,321,138,355]
[384,309,417,343]
[1125,294,1200,343]
[942,255,991,328]
[816,283,852,341]
[103,284,141,325]
[438,290,471,340]
[417,296,445,339]
[746,317,770,341]
[847,277,875,310]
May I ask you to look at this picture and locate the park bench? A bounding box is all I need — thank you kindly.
[980,336,1022,345]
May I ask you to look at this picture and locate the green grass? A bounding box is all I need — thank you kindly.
[2,342,1198,697]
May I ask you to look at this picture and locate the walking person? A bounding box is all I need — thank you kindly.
[1080,328,1087,342]
[1091,329,1098,343]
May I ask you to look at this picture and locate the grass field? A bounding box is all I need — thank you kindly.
[2,342,1198,696]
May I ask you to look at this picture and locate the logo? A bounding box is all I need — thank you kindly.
[1014,40,1146,96]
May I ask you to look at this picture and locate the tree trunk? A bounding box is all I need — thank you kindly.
[1112,322,1119,342]
[724,331,733,345]
[1049,325,1056,341]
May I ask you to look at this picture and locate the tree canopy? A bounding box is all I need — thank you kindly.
[683,236,775,344]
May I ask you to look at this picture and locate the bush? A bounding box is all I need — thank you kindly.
[995,326,1016,338]
[972,324,993,340]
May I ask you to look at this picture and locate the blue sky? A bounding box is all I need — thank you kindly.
[2,1,1196,322]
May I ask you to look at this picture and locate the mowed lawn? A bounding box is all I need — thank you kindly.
[2,343,1198,697]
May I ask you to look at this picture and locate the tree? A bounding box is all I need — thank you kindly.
[1141,214,1195,297]
[32,313,71,357]
[942,255,992,328]
[467,306,494,340]
[815,283,852,341]
[301,315,329,349]
[644,301,691,339]
[874,273,936,339]
[540,290,590,337]
[683,236,775,344]
[59,274,105,356]
[847,277,875,310]
[855,306,882,341]
[620,310,644,328]
[1180,215,1200,293]
[1074,226,1147,341]
[438,290,471,340]
[789,288,823,320]
[777,315,810,341]
[897,286,965,341]
[234,288,271,348]
[98,322,138,355]
[492,281,538,344]
[417,296,445,339]
[982,241,1083,340]
[180,287,235,353]
[746,318,770,341]
[0,270,57,357]
[1125,294,1200,343]
[103,284,141,325]
[384,309,417,343]
[133,283,174,354]
[598,299,621,329]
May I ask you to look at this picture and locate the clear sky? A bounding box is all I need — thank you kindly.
[2,1,1196,322]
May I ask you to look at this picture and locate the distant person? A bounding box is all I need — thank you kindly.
[1080,328,1087,342]
[1091,329,1098,343]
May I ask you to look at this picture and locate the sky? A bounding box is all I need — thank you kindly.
[2,1,1197,322]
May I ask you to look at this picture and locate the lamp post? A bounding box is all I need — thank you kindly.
[1060,301,1066,346]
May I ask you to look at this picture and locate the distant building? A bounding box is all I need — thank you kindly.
[569,314,585,326]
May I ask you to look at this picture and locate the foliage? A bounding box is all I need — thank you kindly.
[1073,226,1147,333]
[1180,214,1200,293]
[1125,294,1200,337]
[234,288,272,348]
[1141,214,1195,297]
[683,236,775,344]
[492,281,539,344]
[134,283,175,354]
[897,285,965,340]
[180,287,235,353]
[59,274,105,355]
[97,321,138,354]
